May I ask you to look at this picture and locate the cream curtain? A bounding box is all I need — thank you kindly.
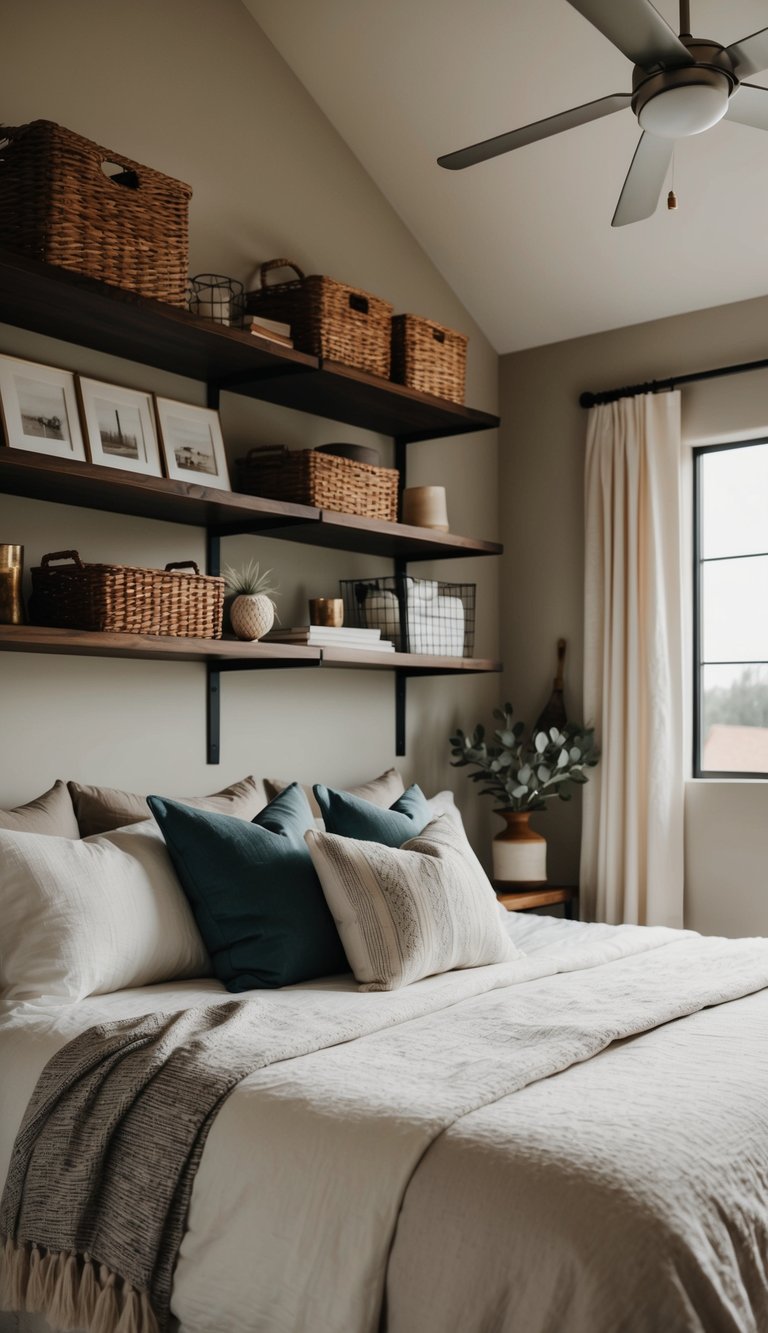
[580,392,685,926]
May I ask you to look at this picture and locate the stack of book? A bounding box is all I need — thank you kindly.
[262,625,395,652]
[240,315,293,348]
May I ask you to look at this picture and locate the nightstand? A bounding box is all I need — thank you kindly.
[495,885,579,919]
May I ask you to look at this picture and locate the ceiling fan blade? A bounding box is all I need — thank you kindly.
[611,132,674,227]
[726,27,768,80]
[566,0,692,70]
[437,93,630,170]
[725,83,768,131]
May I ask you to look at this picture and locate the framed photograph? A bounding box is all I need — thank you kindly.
[0,354,86,461]
[155,397,230,490]
[77,376,162,476]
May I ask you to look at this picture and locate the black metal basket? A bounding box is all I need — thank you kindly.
[340,576,475,657]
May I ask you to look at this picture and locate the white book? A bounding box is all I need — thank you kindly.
[264,625,382,642]
[241,314,292,337]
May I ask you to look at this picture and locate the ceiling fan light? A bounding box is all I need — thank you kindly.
[638,81,730,138]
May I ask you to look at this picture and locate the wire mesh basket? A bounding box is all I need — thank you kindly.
[340,576,475,657]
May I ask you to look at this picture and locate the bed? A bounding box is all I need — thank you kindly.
[3,907,768,1333]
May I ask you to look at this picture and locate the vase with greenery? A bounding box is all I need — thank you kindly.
[449,704,599,884]
[223,560,279,641]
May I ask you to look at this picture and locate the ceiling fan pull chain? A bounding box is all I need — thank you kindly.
[668,147,678,210]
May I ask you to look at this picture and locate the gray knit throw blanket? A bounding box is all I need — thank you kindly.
[0,997,351,1333]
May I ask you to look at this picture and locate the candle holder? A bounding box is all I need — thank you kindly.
[0,544,24,624]
[188,274,245,328]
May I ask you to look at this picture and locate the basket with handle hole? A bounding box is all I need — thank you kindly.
[0,120,191,306]
[29,551,223,638]
[245,259,393,377]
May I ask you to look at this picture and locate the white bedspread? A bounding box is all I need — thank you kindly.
[3,914,768,1333]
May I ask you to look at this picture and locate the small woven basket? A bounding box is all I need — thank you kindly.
[235,446,399,521]
[391,314,468,403]
[30,551,223,639]
[0,120,192,306]
[245,260,393,377]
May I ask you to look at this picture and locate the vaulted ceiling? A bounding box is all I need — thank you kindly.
[245,0,768,353]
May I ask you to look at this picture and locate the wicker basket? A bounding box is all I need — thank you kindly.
[0,120,192,306]
[245,260,393,377]
[391,314,467,404]
[235,446,398,521]
[30,551,223,639]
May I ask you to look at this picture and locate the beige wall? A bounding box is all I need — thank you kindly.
[0,0,500,856]
[500,293,768,933]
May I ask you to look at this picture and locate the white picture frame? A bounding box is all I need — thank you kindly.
[154,397,230,491]
[77,376,162,476]
[0,354,86,461]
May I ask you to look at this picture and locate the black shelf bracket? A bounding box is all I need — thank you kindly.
[394,437,408,756]
[206,531,221,764]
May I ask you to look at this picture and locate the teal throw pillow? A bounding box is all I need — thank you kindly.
[147,783,348,991]
[313,782,431,847]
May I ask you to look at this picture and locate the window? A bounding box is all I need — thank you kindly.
[694,439,768,778]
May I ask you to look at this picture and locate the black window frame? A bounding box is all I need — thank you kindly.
[693,437,768,780]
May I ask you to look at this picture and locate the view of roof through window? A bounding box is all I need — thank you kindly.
[697,439,768,776]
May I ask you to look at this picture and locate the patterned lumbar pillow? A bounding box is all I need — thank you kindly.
[305,814,520,991]
[313,782,432,847]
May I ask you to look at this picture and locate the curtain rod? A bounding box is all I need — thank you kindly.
[579,353,768,408]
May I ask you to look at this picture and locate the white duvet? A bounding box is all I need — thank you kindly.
[3,913,768,1333]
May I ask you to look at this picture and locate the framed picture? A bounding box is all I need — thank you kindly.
[155,397,230,490]
[77,376,162,476]
[0,354,85,461]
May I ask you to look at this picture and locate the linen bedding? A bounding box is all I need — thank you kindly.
[3,913,768,1333]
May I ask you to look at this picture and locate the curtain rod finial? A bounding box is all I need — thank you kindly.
[580,391,597,408]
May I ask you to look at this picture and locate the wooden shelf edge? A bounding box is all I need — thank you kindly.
[0,449,503,557]
[0,624,501,674]
[0,625,322,665]
[0,249,498,440]
[319,646,502,673]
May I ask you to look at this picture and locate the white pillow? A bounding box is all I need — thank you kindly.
[0,821,210,1004]
[305,814,521,991]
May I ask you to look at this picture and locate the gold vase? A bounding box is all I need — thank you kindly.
[0,544,24,625]
[492,810,547,885]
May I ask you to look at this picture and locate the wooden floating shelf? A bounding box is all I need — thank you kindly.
[0,625,501,677]
[0,249,316,386]
[0,248,503,761]
[0,450,502,561]
[0,250,499,443]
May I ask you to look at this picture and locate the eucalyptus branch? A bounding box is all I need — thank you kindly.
[449,703,599,814]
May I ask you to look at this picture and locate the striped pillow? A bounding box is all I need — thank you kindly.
[305,815,520,991]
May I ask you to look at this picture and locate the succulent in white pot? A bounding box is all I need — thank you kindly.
[223,561,279,641]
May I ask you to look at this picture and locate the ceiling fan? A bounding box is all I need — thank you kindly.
[438,0,768,225]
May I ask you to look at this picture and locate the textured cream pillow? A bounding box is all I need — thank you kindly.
[0,821,210,1004]
[0,780,79,838]
[305,814,520,991]
[68,774,269,837]
[266,767,404,821]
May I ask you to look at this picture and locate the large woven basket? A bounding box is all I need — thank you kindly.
[245,260,393,377]
[235,446,398,521]
[391,314,467,404]
[0,120,192,306]
[30,551,223,639]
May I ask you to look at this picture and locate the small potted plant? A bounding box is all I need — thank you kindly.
[223,560,279,641]
[449,704,599,884]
